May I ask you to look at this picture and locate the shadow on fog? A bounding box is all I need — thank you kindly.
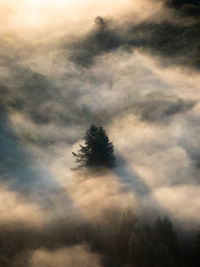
[113,153,166,216]
[0,105,167,217]
[0,109,74,210]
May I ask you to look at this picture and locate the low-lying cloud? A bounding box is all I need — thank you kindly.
[28,245,102,267]
[0,1,200,266]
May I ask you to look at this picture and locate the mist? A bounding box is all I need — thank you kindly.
[0,0,200,266]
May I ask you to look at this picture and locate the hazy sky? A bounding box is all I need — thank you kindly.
[0,0,162,36]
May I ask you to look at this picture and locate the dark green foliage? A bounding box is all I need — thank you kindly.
[73,125,116,169]
[154,217,178,253]
[0,214,199,267]
[96,212,179,267]
[179,4,200,18]
[94,16,106,28]
[166,0,200,19]
[127,217,178,267]
[112,210,137,266]
[193,230,200,265]
[167,0,200,10]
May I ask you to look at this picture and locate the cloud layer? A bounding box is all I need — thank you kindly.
[0,1,200,266]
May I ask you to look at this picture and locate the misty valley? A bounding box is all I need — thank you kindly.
[0,0,200,266]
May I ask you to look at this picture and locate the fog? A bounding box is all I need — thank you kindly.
[0,0,200,266]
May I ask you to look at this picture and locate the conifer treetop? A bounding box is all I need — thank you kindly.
[72,125,116,169]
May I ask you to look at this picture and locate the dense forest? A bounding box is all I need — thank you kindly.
[0,211,200,266]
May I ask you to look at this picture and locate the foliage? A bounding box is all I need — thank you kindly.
[0,213,200,267]
[193,230,200,265]
[94,16,106,28]
[72,125,116,169]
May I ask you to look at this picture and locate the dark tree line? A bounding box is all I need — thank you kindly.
[0,212,200,267]
[101,213,179,267]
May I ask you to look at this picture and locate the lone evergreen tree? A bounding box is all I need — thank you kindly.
[72,125,116,169]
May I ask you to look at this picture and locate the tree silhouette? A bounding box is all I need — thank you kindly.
[94,16,106,28]
[72,125,116,169]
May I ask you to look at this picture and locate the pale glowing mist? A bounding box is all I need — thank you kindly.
[0,0,161,35]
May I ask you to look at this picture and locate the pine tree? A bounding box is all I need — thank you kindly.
[72,125,116,169]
